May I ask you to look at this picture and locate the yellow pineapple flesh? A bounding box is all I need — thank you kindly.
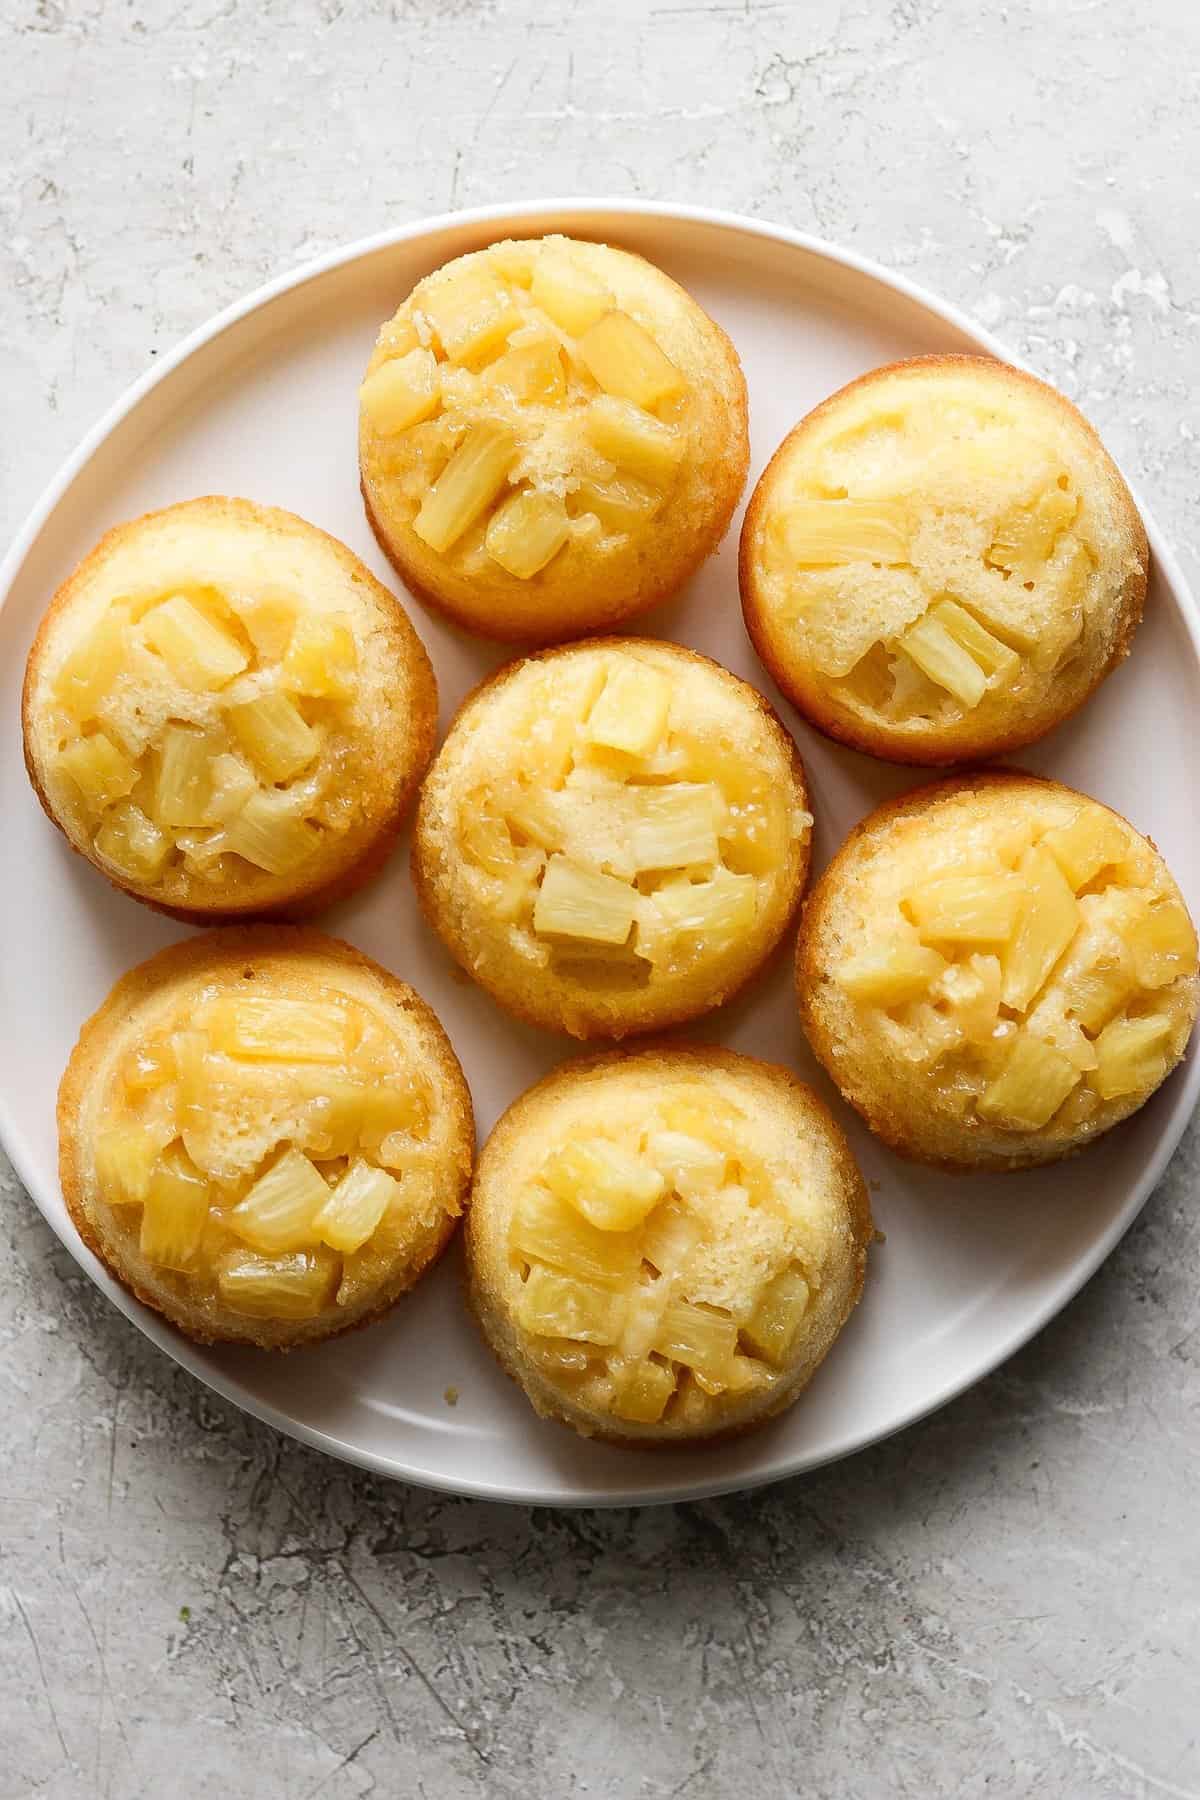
[906,873,1024,946]
[54,605,130,720]
[542,1138,666,1232]
[977,1035,1080,1129]
[225,789,321,874]
[515,1266,624,1345]
[576,310,686,409]
[217,1248,337,1319]
[417,265,521,365]
[572,472,664,533]
[314,1158,399,1254]
[228,1146,329,1252]
[154,723,218,828]
[986,484,1077,581]
[484,488,570,578]
[586,662,672,757]
[1090,1014,1173,1100]
[228,692,320,782]
[1000,845,1080,1011]
[282,614,358,701]
[645,1131,726,1199]
[533,854,637,945]
[836,939,946,1006]
[1040,809,1129,892]
[95,1126,160,1207]
[509,1188,639,1288]
[412,422,517,552]
[139,1143,211,1269]
[628,784,719,872]
[741,1265,810,1365]
[141,594,248,690]
[783,498,909,564]
[584,395,685,486]
[1127,900,1198,989]
[653,1297,738,1385]
[203,997,353,1063]
[360,347,441,434]
[58,732,138,814]
[610,1356,675,1424]
[482,338,566,405]
[530,245,612,334]
[93,801,170,881]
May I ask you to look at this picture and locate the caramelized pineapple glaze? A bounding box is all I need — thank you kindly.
[58,930,473,1346]
[413,639,812,1038]
[359,235,749,640]
[467,1049,871,1443]
[741,356,1148,764]
[22,498,437,917]
[798,774,1199,1170]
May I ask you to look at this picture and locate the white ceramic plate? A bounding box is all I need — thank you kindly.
[2,200,1197,1507]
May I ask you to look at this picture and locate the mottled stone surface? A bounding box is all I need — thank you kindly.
[3,2,1200,1794]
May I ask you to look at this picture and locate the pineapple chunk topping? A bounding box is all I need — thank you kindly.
[835,794,1196,1136]
[505,1088,821,1426]
[361,238,696,579]
[93,980,447,1318]
[783,499,909,565]
[587,662,672,757]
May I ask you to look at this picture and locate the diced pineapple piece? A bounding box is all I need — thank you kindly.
[640,867,758,956]
[485,488,570,579]
[122,1039,174,1096]
[228,692,320,782]
[153,723,217,828]
[139,1143,211,1269]
[235,591,298,661]
[314,1157,400,1253]
[515,1265,624,1344]
[584,395,685,486]
[359,347,441,434]
[282,614,358,702]
[783,498,909,564]
[987,483,1078,581]
[217,1248,337,1319]
[658,1086,744,1142]
[628,784,719,873]
[977,1034,1081,1129]
[306,1077,430,1160]
[542,1137,666,1232]
[53,605,130,720]
[141,594,248,690]
[1090,1014,1173,1100]
[572,472,664,534]
[896,610,987,708]
[936,953,1003,1043]
[203,997,353,1062]
[576,310,686,409]
[586,662,672,757]
[376,315,420,360]
[741,1265,811,1365]
[95,1126,159,1206]
[58,732,138,812]
[836,940,946,1006]
[488,240,537,287]
[504,785,567,853]
[533,855,636,945]
[481,338,566,405]
[653,1297,738,1383]
[94,801,170,881]
[640,1197,705,1277]
[617,1280,671,1358]
[530,243,613,334]
[1128,900,1198,989]
[1001,846,1080,1011]
[509,1187,639,1288]
[413,423,517,552]
[646,1131,727,1199]
[1053,934,1136,1034]
[225,789,320,873]
[201,752,257,825]
[417,265,521,365]
[929,599,1019,680]
[1040,808,1129,892]
[229,1147,329,1252]
[906,873,1024,945]
[610,1356,675,1424]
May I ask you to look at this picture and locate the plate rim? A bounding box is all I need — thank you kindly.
[3,196,1198,1508]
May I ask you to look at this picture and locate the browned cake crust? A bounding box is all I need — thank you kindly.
[465,1046,872,1447]
[741,355,1148,766]
[411,637,812,1039]
[59,927,475,1348]
[796,771,1199,1170]
[23,496,438,921]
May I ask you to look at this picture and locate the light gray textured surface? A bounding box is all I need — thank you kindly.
[3,1,1199,1795]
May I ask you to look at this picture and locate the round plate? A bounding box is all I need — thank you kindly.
[3,200,1197,1508]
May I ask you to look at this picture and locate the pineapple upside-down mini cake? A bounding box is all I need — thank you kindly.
[359,234,749,641]
[412,638,813,1039]
[797,773,1199,1170]
[58,930,474,1348]
[740,356,1148,765]
[22,498,437,919]
[466,1048,872,1445]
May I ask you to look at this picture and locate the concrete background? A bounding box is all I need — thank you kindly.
[3,1,1199,1794]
